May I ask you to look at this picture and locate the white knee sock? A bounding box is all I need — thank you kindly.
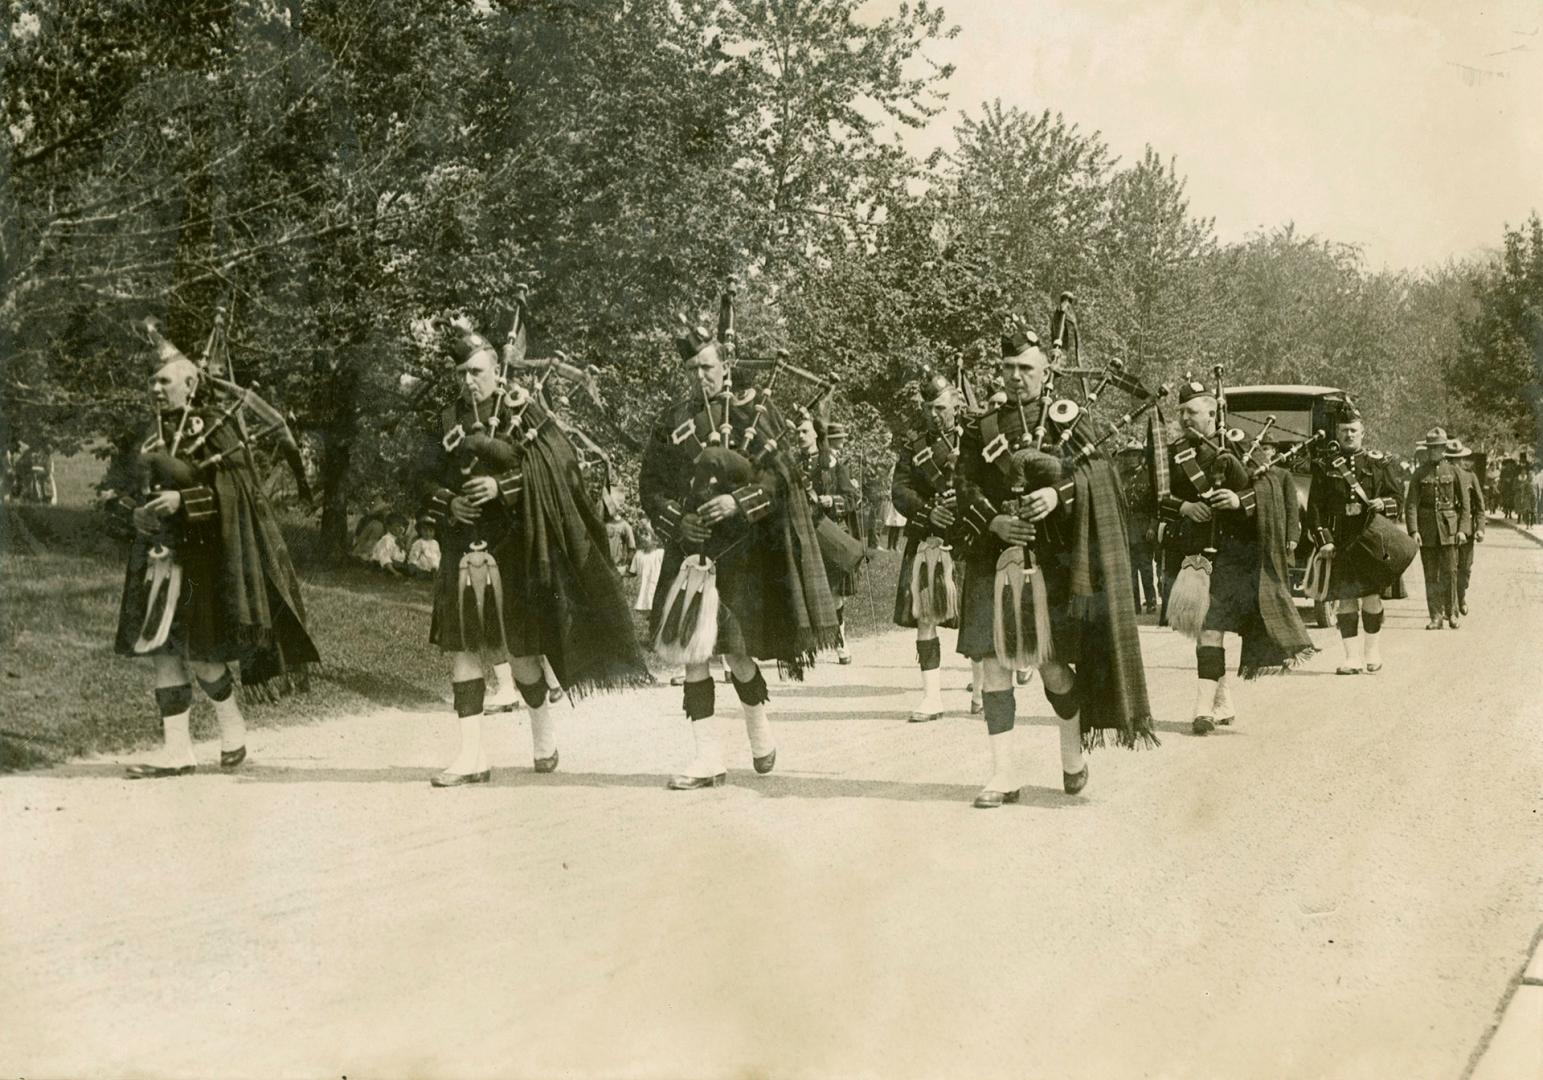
[529,702,558,760]
[983,730,1019,793]
[445,714,487,775]
[1059,714,1085,773]
[743,702,775,759]
[1194,679,1219,719]
[162,710,195,765]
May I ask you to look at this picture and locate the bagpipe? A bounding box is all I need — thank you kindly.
[988,302,1165,671]
[1301,435,1417,601]
[129,309,309,653]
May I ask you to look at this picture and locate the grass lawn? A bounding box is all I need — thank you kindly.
[0,503,905,770]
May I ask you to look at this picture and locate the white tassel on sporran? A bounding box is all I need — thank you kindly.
[133,543,183,653]
[992,546,1052,671]
[911,537,958,626]
[1167,549,1213,640]
[654,554,720,667]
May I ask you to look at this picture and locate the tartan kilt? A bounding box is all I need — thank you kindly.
[892,533,962,629]
[1328,546,1393,600]
[954,545,1077,661]
[826,556,862,598]
[1201,537,1260,635]
[429,514,543,655]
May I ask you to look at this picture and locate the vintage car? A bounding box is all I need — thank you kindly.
[1223,384,1359,627]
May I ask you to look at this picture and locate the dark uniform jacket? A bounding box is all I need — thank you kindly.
[1455,464,1486,539]
[1305,448,1404,548]
[890,425,961,543]
[639,386,836,669]
[417,391,647,691]
[1405,459,1469,547]
[1155,432,1258,555]
[115,406,319,687]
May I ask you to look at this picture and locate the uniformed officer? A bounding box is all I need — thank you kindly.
[1447,439,1486,616]
[1406,427,1471,630]
[1304,410,1405,674]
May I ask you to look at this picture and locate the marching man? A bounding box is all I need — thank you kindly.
[640,311,839,790]
[953,329,1157,807]
[889,373,988,720]
[117,324,319,777]
[416,319,648,787]
[1448,439,1486,617]
[1304,408,1406,674]
[1406,427,1472,630]
[1160,381,1314,734]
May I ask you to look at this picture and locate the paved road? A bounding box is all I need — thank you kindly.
[3,525,1540,1079]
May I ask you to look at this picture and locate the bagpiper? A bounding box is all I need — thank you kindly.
[953,329,1158,808]
[1406,427,1472,630]
[116,321,319,777]
[1448,439,1486,616]
[889,373,983,720]
[1303,407,1409,674]
[416,318,649,787]
[640,310,838,790]
[1160,379,1314,735]
[793,410,865,664]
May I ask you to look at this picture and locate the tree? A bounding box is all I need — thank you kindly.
[1449,214,1543,450]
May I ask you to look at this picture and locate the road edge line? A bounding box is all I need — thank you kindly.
[1460,921,1543,1080]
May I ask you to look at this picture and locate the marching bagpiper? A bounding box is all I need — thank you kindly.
[115,319,319,777]
[953,328,1158,808]
[1303,408,1411,673]
[889,372,985,720]
[793,411,865,664]
[640,305,839,790]
[1161,378,1315,735]
[416,317,648,787]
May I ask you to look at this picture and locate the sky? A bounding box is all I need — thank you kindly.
[873,0,1543,270]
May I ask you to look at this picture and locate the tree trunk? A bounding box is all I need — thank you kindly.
[318,420,352,561]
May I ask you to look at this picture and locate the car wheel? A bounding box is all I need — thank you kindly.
[1313,599,1333,629]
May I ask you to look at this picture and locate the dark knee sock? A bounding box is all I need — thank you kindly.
[683,677,715,721]
[982,689,1015,735]
[1196,645,1225,681]
[1336,611,1360,639]
[1362,609,1384,634]
[916,637,941,671]
[452,678,485,718]
[154,684,193,717]
[1043,676,1079,719]
[195,670,234,702]
[515,679,547,709]
[730,667,769,706]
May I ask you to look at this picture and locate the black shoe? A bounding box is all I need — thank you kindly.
[1215,714,1235,727]
[753,748,777,775]
[1192,715,1216,736]
[669,674,687,687]
[1015,670,1031,686]
[533,749,559,774]
[547,687,565,704]
[973,787,1022,809]
[667,772,727,790]
[1063,765,1089,795]
[1448,616,1460,629]
[430,769,491,788]
[125,762,196,779]
[219,745,247,769]
[1425,620,1443,630]
[1459,600,1469,616]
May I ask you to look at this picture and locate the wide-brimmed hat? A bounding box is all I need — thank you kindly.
[1422,426,1449,448]
[1444,439,1472,458]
